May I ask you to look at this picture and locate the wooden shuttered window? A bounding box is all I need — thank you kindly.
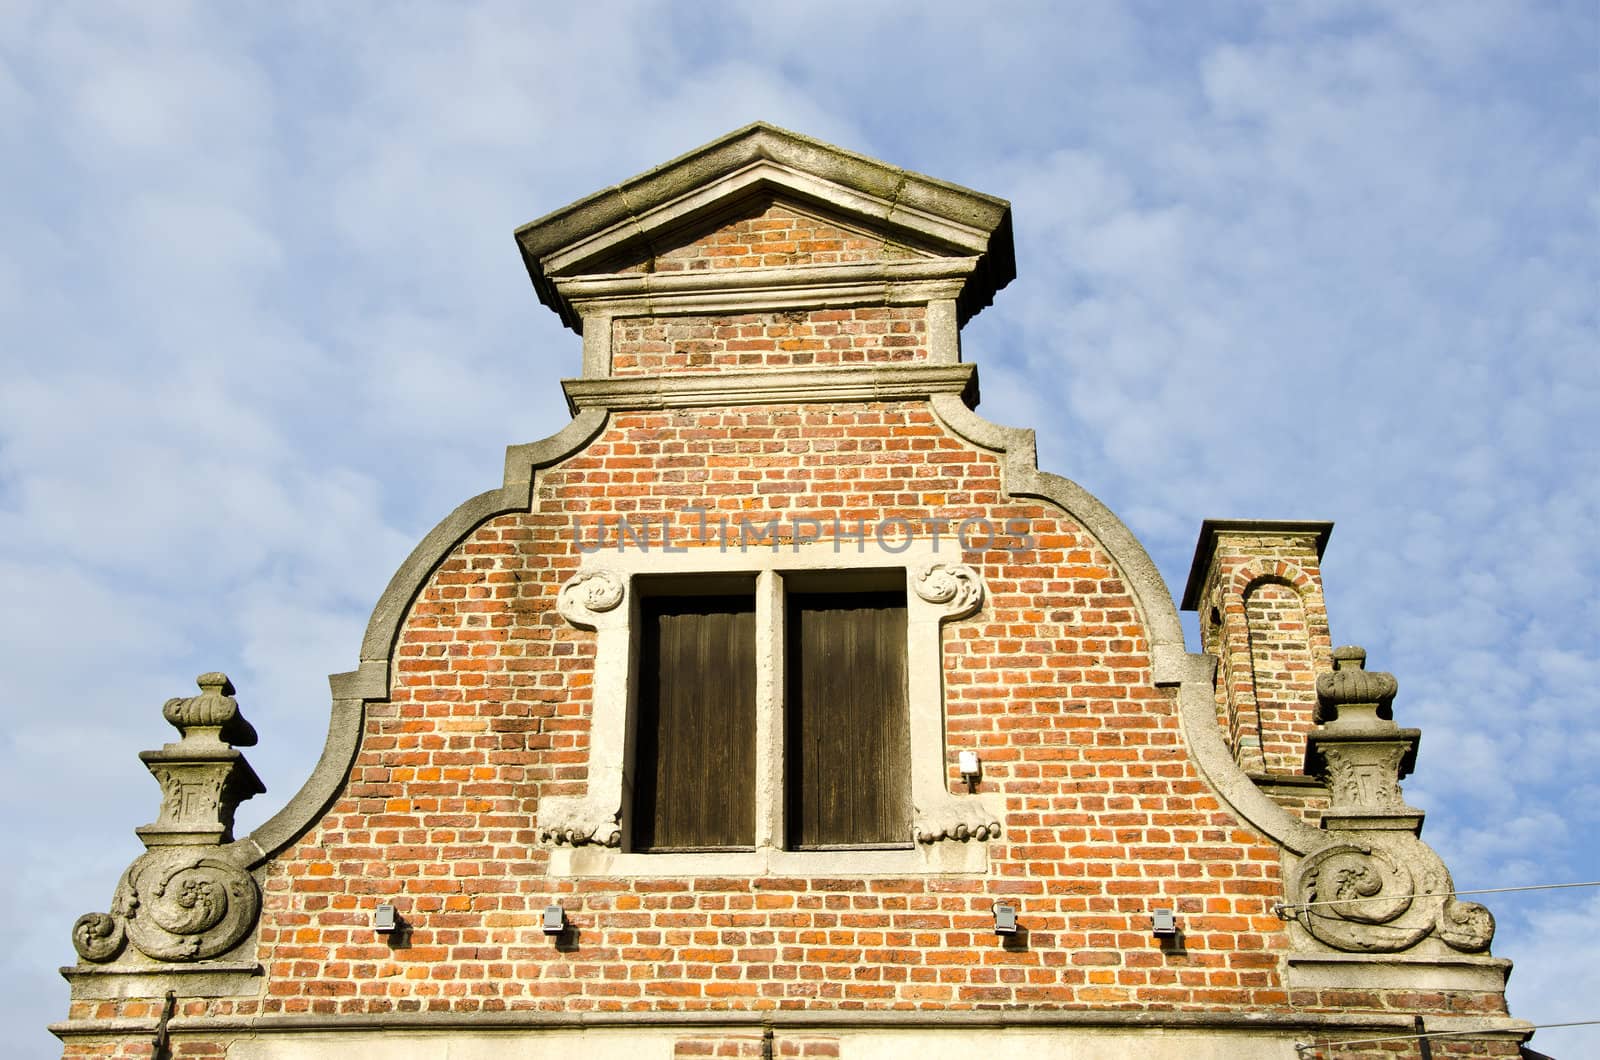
[785,590,911,849]
[632,594,758,851]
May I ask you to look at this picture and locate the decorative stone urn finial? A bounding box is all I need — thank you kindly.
[1286,647,1496,955]
[1304,647,1421,833]
[1314,645,1400,725]
[161,671,260,748]
[141,673,264,847]
[71,673,266,965]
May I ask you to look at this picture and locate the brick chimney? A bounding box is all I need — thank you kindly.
[1181,520,1334,778]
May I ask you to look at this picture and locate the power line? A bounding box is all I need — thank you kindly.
[1294,1020,1600,1055]
[1273,879,1600,919]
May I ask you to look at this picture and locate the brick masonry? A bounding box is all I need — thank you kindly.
[56,126,1522,1060]
[611,308,929,375]
[622,202,922,274]
[63,407,1511,1046]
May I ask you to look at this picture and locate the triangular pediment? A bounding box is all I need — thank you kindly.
[516,123,1014,331]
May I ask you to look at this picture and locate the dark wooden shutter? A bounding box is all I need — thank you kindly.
[633,595,757,851]
[785,590,910,848]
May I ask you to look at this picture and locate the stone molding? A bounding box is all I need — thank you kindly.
[51,1006,1534,1042]
[1283,952,1513,993]
[556,257,973,307]
[563,363,977,413]
[60,961,263,1002]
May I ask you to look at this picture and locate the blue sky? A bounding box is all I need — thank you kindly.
[2,2,1595,1055]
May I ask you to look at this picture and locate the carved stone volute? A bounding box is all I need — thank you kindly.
[71,673,265,966]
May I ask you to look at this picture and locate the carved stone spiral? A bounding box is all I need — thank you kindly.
[1292,844,1430,952]
[1437,897,1496,952]
[913,562,983,618]
[119,850,260,962]
[71,912,126,963]
[558,569,626,627]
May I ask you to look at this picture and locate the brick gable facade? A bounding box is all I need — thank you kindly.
[54,124,1527,1060]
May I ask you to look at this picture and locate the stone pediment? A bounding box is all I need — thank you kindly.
[515,122,1015,331]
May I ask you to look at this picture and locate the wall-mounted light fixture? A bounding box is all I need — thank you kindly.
[959,750,981,782]
[374,903,398,934]
[1151,908,1178,938]
[992,901,1018,936]
[543,903,567,936]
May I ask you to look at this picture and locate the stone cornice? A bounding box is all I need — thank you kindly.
[562,364,978,414]
[557,258,973,321]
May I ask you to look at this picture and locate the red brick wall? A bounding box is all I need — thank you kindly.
[622,202,919,273]
[1200,540,1334,787]
[1244,579,1318,774]
[60,420,1507,1050]
[609,307,929,374]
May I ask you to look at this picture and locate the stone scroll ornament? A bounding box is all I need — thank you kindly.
[1283,648,1495,954]
[71,673,265,964]
[556,568,626,629]
[539,569,628,847]
[912,562,984,620]
[911,562,1000,844]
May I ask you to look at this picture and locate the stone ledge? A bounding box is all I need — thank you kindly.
[61,961,263,1000]
[53,1007,1451,1037]
[1284,952,1512,992]
[562,364,977,414]
[548,837,993,878]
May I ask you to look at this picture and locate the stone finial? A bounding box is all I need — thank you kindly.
[138,673,265,848]
[162,671,258,747]
[72,673,266,965]
[1304,647,1422,833]
[1314,646,1399,724]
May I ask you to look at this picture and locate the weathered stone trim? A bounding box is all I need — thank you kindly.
[566,270,965,369]
[54,1007,1499,1037]
[927,394,1328,856]
[223,409,609,870]
[563,364,977,414]
[60,961,262,1000]
[556,257,975,303]
[550,841,990,878]
[1284,952,1513,992]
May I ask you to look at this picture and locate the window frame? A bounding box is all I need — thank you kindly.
[539,542,1002,877]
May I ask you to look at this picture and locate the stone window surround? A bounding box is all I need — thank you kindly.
[539,540,1007,878]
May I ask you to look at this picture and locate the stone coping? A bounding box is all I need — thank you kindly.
[1180,519,1335,611]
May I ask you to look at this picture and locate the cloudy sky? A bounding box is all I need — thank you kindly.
[2,1,1594,1055]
